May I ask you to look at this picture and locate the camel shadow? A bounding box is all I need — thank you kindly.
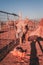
[28,36,43,65]
[29,41,39,65]
[36,37,43,53]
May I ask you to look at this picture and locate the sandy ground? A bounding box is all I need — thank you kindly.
[0,40,43,65]
[0,27,43,65]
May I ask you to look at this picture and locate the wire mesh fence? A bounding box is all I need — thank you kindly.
[0,11,19,31]
[0,11,19,22]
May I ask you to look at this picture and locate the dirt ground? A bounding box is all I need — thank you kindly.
[0,39,43,65]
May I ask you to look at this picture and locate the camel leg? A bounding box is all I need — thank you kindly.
[20,37,22,45]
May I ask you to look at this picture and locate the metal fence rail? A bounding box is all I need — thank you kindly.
[0,39,19,62]
[0,10,19,22]
[0,10,19,31]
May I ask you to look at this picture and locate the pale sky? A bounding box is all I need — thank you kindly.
[0,0,43,19]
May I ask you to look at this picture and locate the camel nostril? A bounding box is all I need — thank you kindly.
[16,46,27,53]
